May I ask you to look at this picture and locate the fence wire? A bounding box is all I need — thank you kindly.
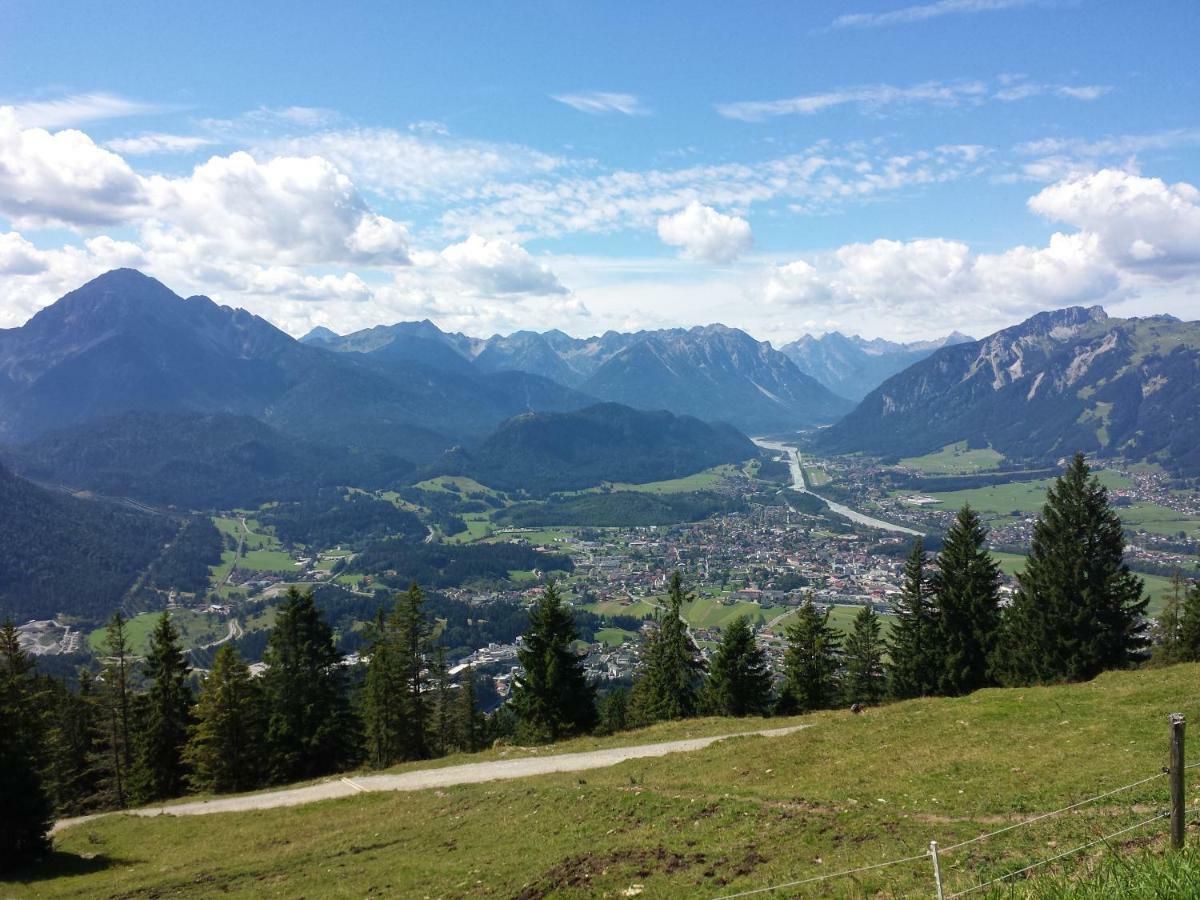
[711,850,931,899]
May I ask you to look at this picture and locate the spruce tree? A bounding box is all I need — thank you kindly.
[95,611,135,808]
[186,644,264,793]
[0,621,52,870]
[1175,578,1200,663]
[132,612,192,802]
[701,616,772,717]
[843,606,886,705]
[46,672,100,815]
[997,454,1148,684]
[430,645,454,757]
[394,582,431,760]
[597,687,629,735]
[1150,571,1188,665]
[511,582,596,743]
[888,537,940,698]
[262,587,354,782]
[776,598,841,714]
[932,506,1001,695]
[628,571,704,724]
[362,607,405,768]
[454,666,482,753]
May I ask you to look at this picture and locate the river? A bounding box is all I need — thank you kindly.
[753,439,924,536]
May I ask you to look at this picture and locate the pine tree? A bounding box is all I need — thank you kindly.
[511,582,596,743]
[95,611,135,808]
[843,606,886,705]
[261,587,354,782]
[132,612,192,802]
[932,506,1001,695]
[0,621,52,870]
[430,645,454,757]
[394,582,431,761]
[701,616,772,717]
[1150,571,1188,665]
[776,598,841,714]
[362,607,405,768]
[597,687,629,735]
[997,454,1148,684]
[454,666,482,753]
[888,537,940,698]
[1179,579,1200,663]
[628,571,704,725]
[45,672,100,815]
[186,644,264,793]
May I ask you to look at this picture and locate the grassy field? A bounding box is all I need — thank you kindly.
[913,470,1133,518]
[605,464,741,494]
[803,465,831,487]
[87,609,228,655]
[26,665,1200,898]
[594,626,639,647]
[899,440,1006,474]
[412,476,506,500]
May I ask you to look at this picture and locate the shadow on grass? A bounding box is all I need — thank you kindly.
[5,849,128,884]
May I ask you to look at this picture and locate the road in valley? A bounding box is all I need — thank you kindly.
[52,724,810,832]
[753,439,923,537]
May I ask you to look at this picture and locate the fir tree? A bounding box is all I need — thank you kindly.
[45,672,99,815]
[597,687,629,735]
[186,644,264,793]
[628,571,704,725]
[362,607,405,768]
[95,611,135,808]
[0,621,52,870]
[454,666,482,753]
[932,506,1001,696]
[701,616,772,717]
[430,645,454,757]
[261,587,354,782]
[511,582,596,743]
[1175,578,1200,663]
[997,454,1148,684]
[394,583,431,760]
[843,606,886,706]
[132,612,192,802]
[888,537,940,698]
[776,598,841,714]
[1150,571,1188,665]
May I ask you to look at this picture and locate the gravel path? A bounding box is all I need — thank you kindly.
[53,724,809,833]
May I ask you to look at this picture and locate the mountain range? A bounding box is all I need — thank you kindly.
[304,320,851,433]
[819,306,1200,473]
[779,330,974,401]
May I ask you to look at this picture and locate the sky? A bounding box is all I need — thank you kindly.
[1,0,1198,344]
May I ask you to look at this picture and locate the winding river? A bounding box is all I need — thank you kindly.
[753,438,923,536]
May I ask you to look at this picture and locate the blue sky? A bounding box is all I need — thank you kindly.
[1,0,1198,341]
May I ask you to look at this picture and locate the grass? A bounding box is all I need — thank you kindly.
[87,609,227,655]
[412,476,506,501]
[604,464,741,494]
[25,665,1200,898]
[899,441,1006,474]
[595,627,639,647]
[912,470,1133,519]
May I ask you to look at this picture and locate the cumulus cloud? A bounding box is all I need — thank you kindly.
[440,234,567,295]
[765,168,1200,334]
[551,91,649,116]
[657,202,753,262]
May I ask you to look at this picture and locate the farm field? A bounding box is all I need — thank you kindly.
[87,609,228,655]
[32,665,1200,898]
[908,469,1132,517]
[898,440,1006,474]
[604,464,741,494]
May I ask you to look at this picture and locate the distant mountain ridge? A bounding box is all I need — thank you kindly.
[779,330,975,401]
[304,320,851,433]
[818,307,1200,473]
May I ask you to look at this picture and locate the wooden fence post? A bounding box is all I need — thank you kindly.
[1169,712,1186,850]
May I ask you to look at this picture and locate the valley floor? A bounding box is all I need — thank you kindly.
[11,664,1200,898]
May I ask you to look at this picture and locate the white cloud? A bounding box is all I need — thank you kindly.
[657,202,753,262]
[9,92,169,129]
[765,167,1200,336]
[831,0,1044,30]
[0,232,49,275]
[440,234,567,295]
[106,133,217,155]
[0,107,146,227]
[717,77,1106,122]
[551,91,649,116]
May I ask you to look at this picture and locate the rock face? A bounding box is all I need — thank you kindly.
[314,320,851,433]
[818,306,1200,473]
[780,330,975,401]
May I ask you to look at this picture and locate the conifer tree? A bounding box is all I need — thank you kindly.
[997,454,1148,684]
[186,644,264,793]
[932,506,1001,695]
[95,611,135,808]
[843,606,886,705]
[776,598,841,714]
[262,587,354,782]
[701,616,772,717]
[0,621,52,870]
[628,571,704,724]
[46,672,99,815]
[1151,571,1188,665]
[132,612,192,802]
[511,582,596,743]
[394,582,431,760]
[430,645,454,756]
[597,687,628,735]
[1178,580,1200,663]
[454,666,482,753]
[362,607,405,768]
[888,537,940,698]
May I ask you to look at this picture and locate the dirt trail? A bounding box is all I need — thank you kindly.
[53,724,810,833]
